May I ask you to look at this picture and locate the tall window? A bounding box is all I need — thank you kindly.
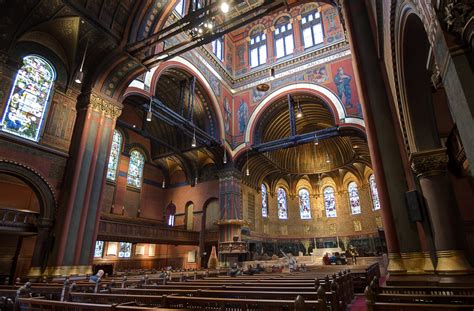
[299,188,312,219]
[212,37,224,61]
[166,202,176,227]
[106,130,123,181]
[261,184,268,218]
[94,241,104,258]
[168,213,175,226]
[348,181,361,215]
[301,10,324,48]
[249,30,267,68]
[274,16,294,59]
[323,186,337,218]
[277,187,288,220]
[1,55,56,141]
[175,0,185,16]
[369,174,381,210]
[118,242,132,258]
[127,150,145,188]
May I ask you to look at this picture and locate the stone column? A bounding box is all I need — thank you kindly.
[217,168,246,266]
[0,53,19,114]
[411,148,473,274]
[47,91,122,276]
[341,0,425,274]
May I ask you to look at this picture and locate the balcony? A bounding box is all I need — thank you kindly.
[0,207,38,234]
[97,213,200,245]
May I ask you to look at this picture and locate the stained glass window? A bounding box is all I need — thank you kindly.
[168,214,175,226]
[261,184,268,218]
[369,174,381,210]
[118,242,132,258]
[127,150,145,188]
[324,186,337,218]
[348,181,361,215]
[301,10,324,48]
[1,55,56,141]
[106,130,122,181]
[299,188,312,219]
[94,241,104,258]
[277,187,288,220]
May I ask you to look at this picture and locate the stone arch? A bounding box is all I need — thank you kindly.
[0,159,56,223]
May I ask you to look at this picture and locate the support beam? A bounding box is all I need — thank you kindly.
[252,127,340,153]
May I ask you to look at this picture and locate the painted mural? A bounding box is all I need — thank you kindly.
[328,59,362,117]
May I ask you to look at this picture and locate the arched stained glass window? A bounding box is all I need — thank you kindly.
[261,184,268,218]
[274,16,294,59]
[1,55,56,141]
[348,181,361,215]
[277,187,288,219]
[324,186,337,218]
[106,130,122,181]
[369,174,381,210]
[127,150,145,188]
[298,188,311,219]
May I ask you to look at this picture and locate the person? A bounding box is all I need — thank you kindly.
[333,67,352,107]
[243,265,256,275]
[348,244,359,264]
[229,263,241,277]
[281,250,297,272]
[89,269,104,283]
[323,253,331,265]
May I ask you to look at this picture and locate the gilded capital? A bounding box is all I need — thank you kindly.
[88,92,123,119]
[410,148,449,177]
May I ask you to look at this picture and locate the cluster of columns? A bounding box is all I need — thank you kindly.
[341,0,472,275]
[31,91,122,276]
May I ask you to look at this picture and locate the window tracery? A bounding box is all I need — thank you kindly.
[106,130,122,181]
[1,55,56,142]
[324,186,337,217]
[249,29,267,68]
[348,181,361,215]
[301,10,324,48]
[298,188,312,219]
[274,16,294,58]
[127,150,145,188]
[277,187,288,219]
[369,174,381,210]
[261,184,268,218]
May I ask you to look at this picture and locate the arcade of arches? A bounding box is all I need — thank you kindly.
[0,0,473,285]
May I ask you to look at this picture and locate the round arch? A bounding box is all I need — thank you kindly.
[239,83,365,156]
[0,160,56,223]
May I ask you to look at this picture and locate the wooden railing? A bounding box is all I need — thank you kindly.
[0,207,38,233]
[97,213,200,245]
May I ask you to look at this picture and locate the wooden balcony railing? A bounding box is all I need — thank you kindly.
[97,213,200,245]
[0,207,38,233]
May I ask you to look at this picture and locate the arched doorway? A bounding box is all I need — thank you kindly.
[201,198,219,268]
[0,160,56,281]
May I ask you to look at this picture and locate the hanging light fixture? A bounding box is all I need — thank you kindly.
[296,101,303,118]
[314,134,319,145]
[220,1,230,13]
[75,38,89,84]
[223,150,227,164]
[191,129,197,148]
[162,179,166,189]
[325,152,331,163]
[195,176,198,185]
[146,97,153,122]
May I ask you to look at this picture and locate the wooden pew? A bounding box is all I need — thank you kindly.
[68,292,327,311]
[365,277,474,311]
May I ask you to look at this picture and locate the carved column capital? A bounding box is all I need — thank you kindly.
[410,148,449,178]
[437,0,474,45]
[78,91,123,119]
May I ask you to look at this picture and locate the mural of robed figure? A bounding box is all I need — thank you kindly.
[333,66,352,107]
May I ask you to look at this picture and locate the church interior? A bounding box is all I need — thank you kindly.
[0,0,473,310]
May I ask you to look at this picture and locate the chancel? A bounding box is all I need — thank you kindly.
[0,0,473,310]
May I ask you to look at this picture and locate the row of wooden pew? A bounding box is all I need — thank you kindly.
[365,277,474,310]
